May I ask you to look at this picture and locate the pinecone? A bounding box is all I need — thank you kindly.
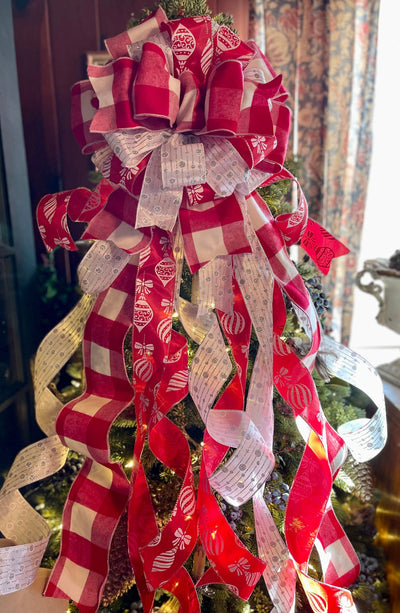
[101,510,135,607]
[345,456,374,503]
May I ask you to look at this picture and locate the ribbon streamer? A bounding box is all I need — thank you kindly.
[322,336,387,462]
[0,295,94,596]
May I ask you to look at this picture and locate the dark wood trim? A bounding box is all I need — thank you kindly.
[42,0,63,191]
[0,0,36,358]
[0,0,37,448]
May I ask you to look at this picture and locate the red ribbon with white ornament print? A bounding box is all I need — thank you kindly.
[127,233,199,611]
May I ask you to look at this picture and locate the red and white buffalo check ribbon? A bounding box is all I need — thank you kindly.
[0,8,385,613]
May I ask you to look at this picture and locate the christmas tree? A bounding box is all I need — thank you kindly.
[0,2,390,613]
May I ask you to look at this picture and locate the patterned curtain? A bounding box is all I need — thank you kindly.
[249,0,380,345]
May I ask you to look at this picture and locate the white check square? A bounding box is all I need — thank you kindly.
[97,288,127,320]
[70,502,97,540]
[90,342,111,376]
[58,558,90,603]
[192,226,226,263]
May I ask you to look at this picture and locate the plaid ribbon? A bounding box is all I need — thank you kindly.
[44,261,137,612]
[30,9,384,613]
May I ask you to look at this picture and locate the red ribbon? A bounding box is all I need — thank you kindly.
[301,218,350,274]
[196,282,266,599]
[128,235,199,608]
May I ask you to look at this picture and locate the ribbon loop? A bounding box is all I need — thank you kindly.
[207,410,274,506]
[134,41,181,126]
[322,336,387,462]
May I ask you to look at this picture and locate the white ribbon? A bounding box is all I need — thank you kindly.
[194,256,234,317]
[253,487,297,613]
[207,411,274,506]
[233,233,297,613]
[78,240,131,295]
[321,336,387,463]
[187,308,232,422]
[187,216,277,507]
[0,295,95,595]
[136,134,206,231]
[104,128,254,235]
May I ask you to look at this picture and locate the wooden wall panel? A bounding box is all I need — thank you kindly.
[214,0,248,40]
[47,1,99,190]
[13,0,57,251]
[98,0,150,41]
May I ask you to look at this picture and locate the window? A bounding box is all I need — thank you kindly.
[350,0,400,369]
